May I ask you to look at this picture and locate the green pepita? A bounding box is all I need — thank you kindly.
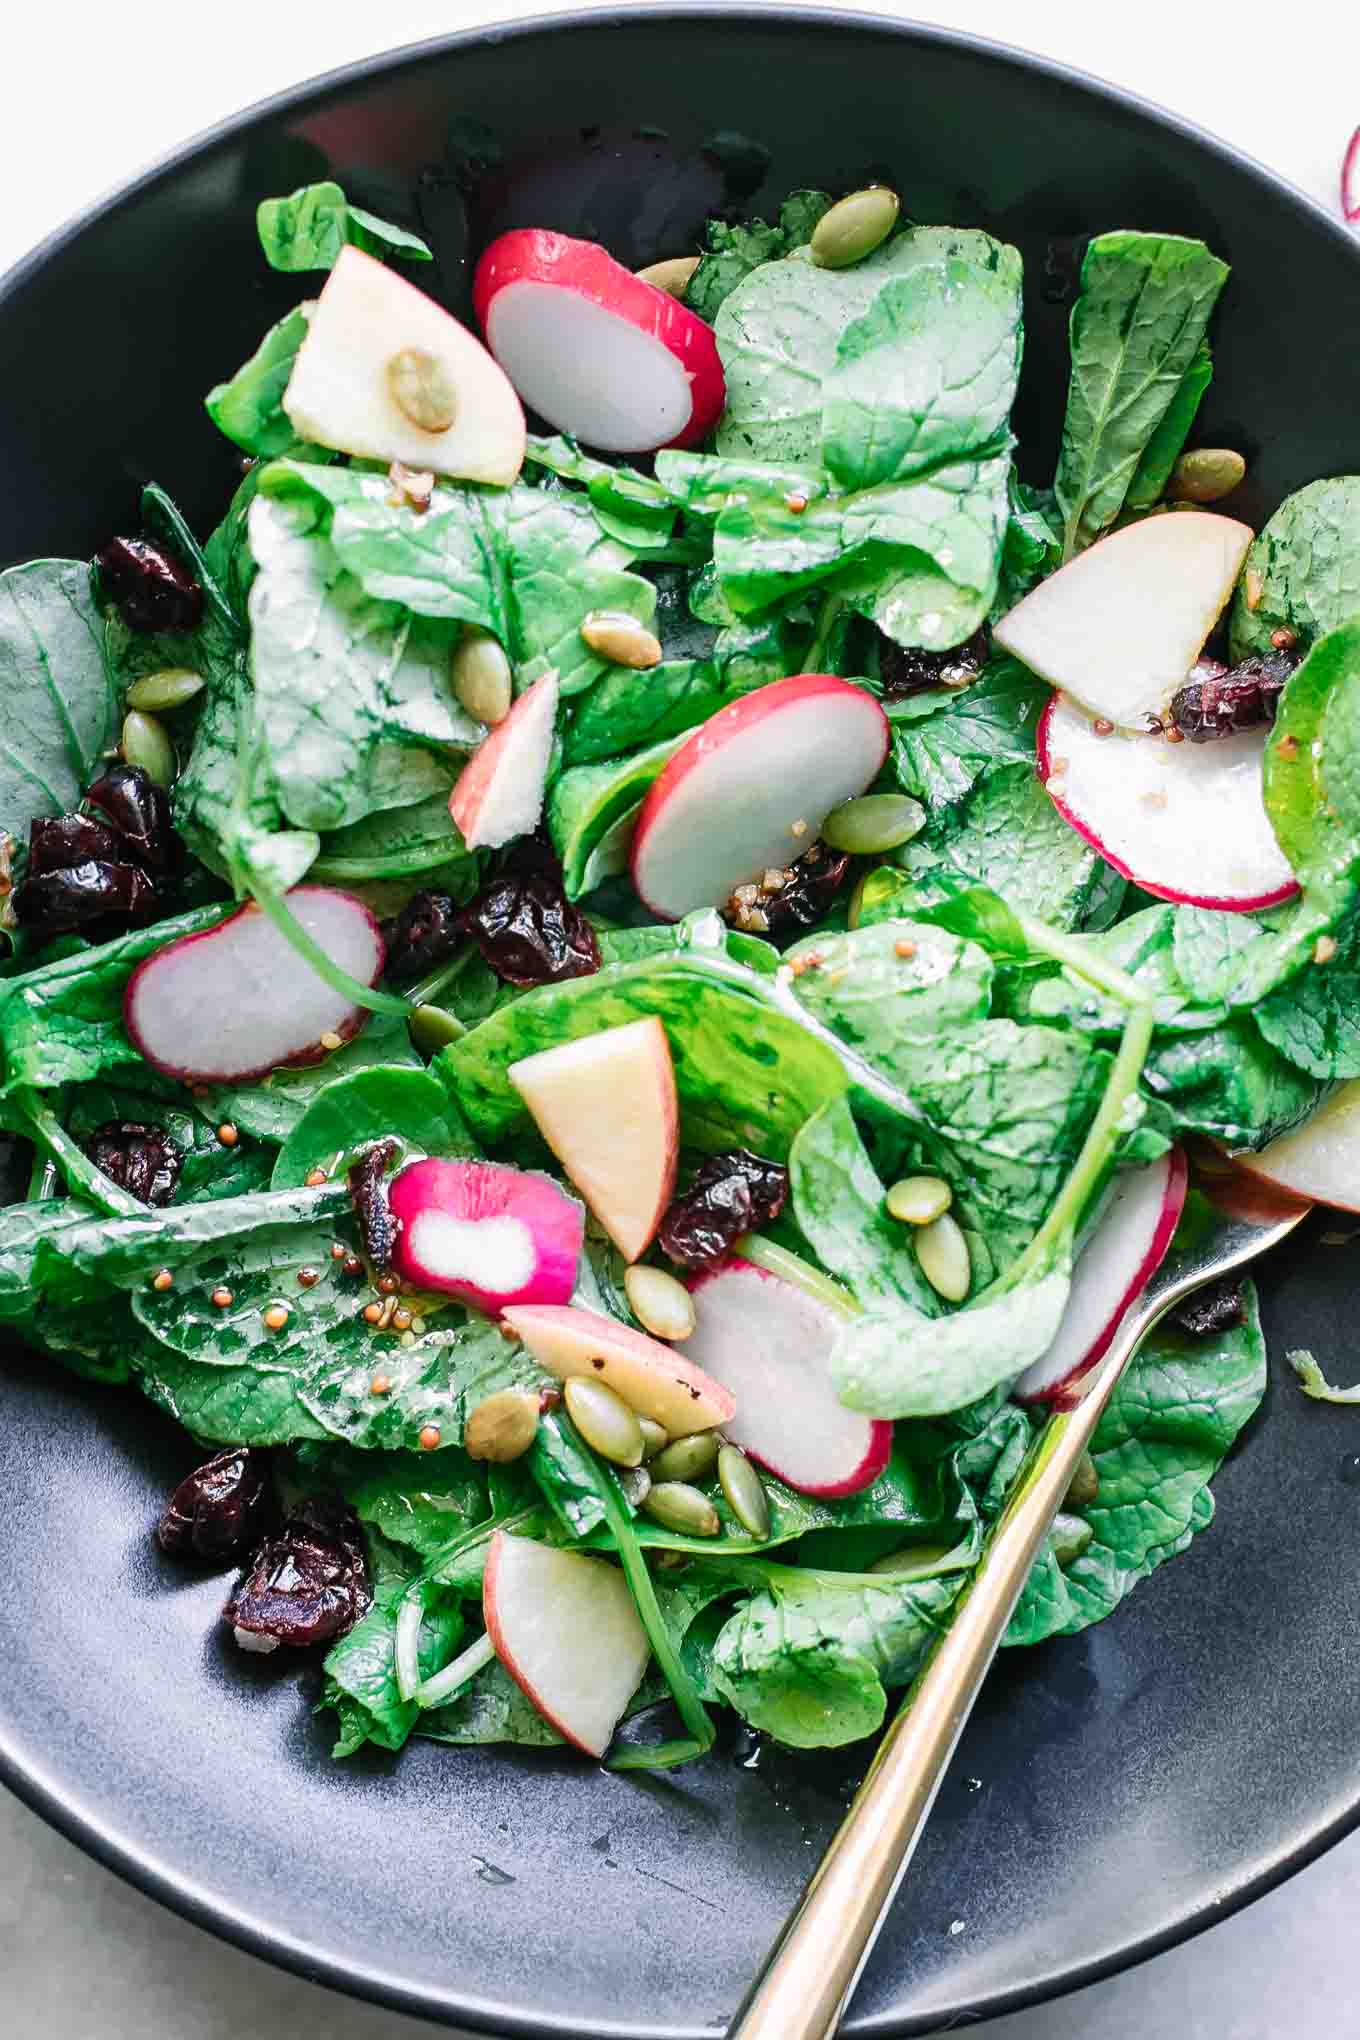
[624,1264,696,1341]
[648,1431,720,1485]
[464,1388,540,1462]
[1064,1451,1099,1510]
[119,711,175,787]
[810,186,901,270]
[821,793,925,856]
[451,627,513,725]
[1167,447,1247,504]
[579,610,662,669]
[408,1003,465,1059]
[564,1376,644,1467]
[635,255,701,298]
[643,1481,721,1537]
[124,666,204,713]
[717,1444,770,1540]
[638,1417,669,1460]
[1051,1510,1095,1565]
[885,1175,953,1226]
[618,1463,653,1510]
[869,1542,957,1577]
[386,347,458,433]
[915,1210,971,1302]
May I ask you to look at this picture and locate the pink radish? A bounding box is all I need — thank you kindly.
[1038,694,1298,911]
[124,887,383,1084]
[684,1256,893,1496]
[502,1302,734,1438]
[1235,1079,1360,1211]
[449,670,558,850]
[387,1159,583,1313]
[1015,1148,1188,1408]
[631,675,890,920]
[483,1532,650,1756]
[1344,127,1360,223]
[473,228,725,453]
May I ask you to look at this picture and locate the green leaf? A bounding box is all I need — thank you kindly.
[1256,910,1360,1079]
[562,657,729,765]
[207,1010,422,1144]
[1123,342,1213,512]
[789,1094,940,1313]
[312,791,479,887]
[322,1581,463,1757]
[684,189,832,324]
[523,435,679,552]
[1230,477,1360,661]
[271,1064,476,1187]
[256,180,431,270]
[205,308,326,460]
[296,1441,488,1557]
[1025,905,1226,1037]
[992,478,1062,615]
[907,760,1126,932]
[0,560,119,845]
[888,657,1050,812]
[419,1658,565,1747]
[65,1078,274,1204]
[1141,1017,1326,1148]
[784,918,994,1064]
[547,736,682,897]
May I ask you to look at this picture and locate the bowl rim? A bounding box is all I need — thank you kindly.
[2,9,1358,2038]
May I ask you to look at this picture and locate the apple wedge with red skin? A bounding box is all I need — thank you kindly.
[1234,1080,1360,1211]
[449,670,558,851]
[631,674,890,920]
[124,887,383,1084]
[502,1302,734,1438]
[1015,1148,1189,1408]
[483,1532,650,1758]
[684,1255,893,1496]
[473,228,725,453]
[387,1158,583,1314]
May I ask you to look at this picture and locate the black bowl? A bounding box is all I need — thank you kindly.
[3,11,1360,2038]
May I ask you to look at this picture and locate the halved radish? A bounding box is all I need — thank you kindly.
[124,887,383,1084]
[282,246,525,484]
[684,1256,892,1496]
[1038,693,1298,910]
[483,1532,649,1757]
[387,1159,583,1313]
[1015,1148,1188,1407]
[449,670,558,850]
[473,228,725,453]
[631,675,890,920]
[502,1302,734,1438]
[1235,1079,1360,1210]
[994,512,1252,730]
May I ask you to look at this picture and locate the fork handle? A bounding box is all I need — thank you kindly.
[724,1318,1142,2040]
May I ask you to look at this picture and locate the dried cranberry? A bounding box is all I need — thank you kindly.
[382,889,462,984]
[347,1137,401,1272]
[28,813,126,876]
[726,840,852,942]
[84,1121,183,1206]
[658,1149,789,1269]
[457,841,601,987]
[878,627,989,700]
[84,763,177,874]
[95,535,202,635]
[1172,1277,1247,1337]
[156,1447,269,1559]
[12,859,156,938]
[1168,646,1302,742]
[226,1497,369,1650]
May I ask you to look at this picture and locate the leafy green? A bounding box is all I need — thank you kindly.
[1256,910,1360,1078]
[1025,905,1226,1037]
[888,657,1049,812]
[522,436,681,553]
[323,1581,463,1757]
[420,1658,565,1748]
[205,308,322,460]
[311,791,478,889]
[291,1440,488,1557]
[0,560,119,846]
[993,479,1062,614]
[547,737,681,897]
[684,189,831,324]
[272,1065,475,1187]
[1288,1348,1360,1404]
[1141,1017,1326,1148]
[1123,342,1213,512]
[563,658,729,765]
[789,1094,940,1313]
[207,1011,421,1144]
[906,761,1126,932]
[65,1079,274,1204]
[784,919,994,1065]
[256,180,431,270]
[1230,477,1360,661]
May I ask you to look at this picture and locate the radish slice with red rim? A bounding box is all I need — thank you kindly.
[388,1159,583,1313]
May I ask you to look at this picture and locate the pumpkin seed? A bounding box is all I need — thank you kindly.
[821,793,925,856]
[643,1481,721,1537]
[579,610,662,668]
[120,711,175,787]
[464,1388,540,1462]
[886,1174,953,1226]
[1167,447,1247,504]
[125,666,204,713]
[649,1431,720,1485]
[869,1542,956,1577]
[718,1444,770,1540]
[624,1264,696,1341]
[1051,1510,1094,1565]
[635,254,701,297]
[915,1210,971,1302]
[810,186,900,270]
[1064,1451,1099,1509]
[408,1003,465,1058]
[564,1376,644,1466]
[451,627,512,725]
[638,1417,669,1460]
[386,347,458,433]
[618,1463,653,1509]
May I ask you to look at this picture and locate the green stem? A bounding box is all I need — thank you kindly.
[403,942,477,1012]
[801,590,847,674]
[309,843,466,885]
[25,1147,58,1202]
[414,1629,496,1710]
[21,1092,142,1217]
[692,1542,975,1593]
[396,1504,540,1701]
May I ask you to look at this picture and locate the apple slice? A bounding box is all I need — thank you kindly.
[1235,1079,1360,1210]
[472,228,725,453]
[388,1159,583,1313]
[449,670,558,850]
[994,512,1253,729]
[502,1302,734,1438]
[483,1532,649,1757]
[1015,1149,1188,1407]
[508,1018,678,1261]
[1038,693,1298,910]
[684,1256,891,1495]
[631,675,890,920]
[282,246,525,484]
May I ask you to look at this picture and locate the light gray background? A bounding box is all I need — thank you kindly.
[3,4,1358,2035]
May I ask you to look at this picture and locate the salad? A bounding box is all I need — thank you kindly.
[2,173,1358,1772]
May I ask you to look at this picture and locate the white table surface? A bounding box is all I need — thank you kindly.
[2,5,1358,2037]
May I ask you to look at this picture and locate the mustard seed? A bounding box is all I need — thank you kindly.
[419,1424,442,1451]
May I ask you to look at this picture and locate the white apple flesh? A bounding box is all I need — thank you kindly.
[994,511,1253,730]
[483,1532,650,1757]
[1038,694,1298,910]
[631,674,890,920]
[448,670,558,850]
[508,1017,678,1262]
[501,1302,735,1437]
[282,246,526,484]
[1234,1079,1360,1211]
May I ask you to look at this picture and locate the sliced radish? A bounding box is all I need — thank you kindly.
[1236,1078,1360,1210]
[483,1532,649,1757]
[994,512,1253,729]
[502,1302,734,1438]
[1015,1148,1188,1407]
[1038,693,1298,910]
[124,887,383,1084]
[684,1256,892,1496]
[387,1159,583,1313]
[1344,127,1360,222]
[449,670,558,851]
[472,228,725,453]
[508,1017,678,1262]
[282,246,525,484]
[631,675,889,920]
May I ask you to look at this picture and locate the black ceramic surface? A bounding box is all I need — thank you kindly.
[2,10,1359,2036]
